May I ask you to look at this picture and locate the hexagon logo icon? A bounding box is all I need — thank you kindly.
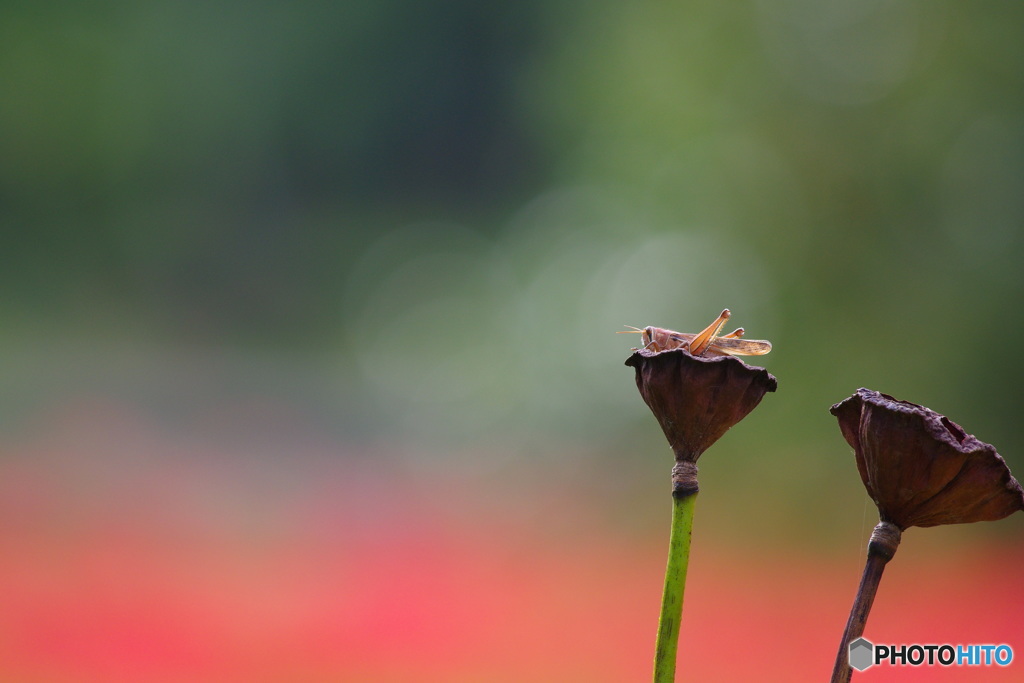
[849,637,874,672]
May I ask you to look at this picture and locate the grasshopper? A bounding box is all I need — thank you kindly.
[619,309,771,357]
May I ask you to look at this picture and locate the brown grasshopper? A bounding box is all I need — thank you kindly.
[618,309,772,357]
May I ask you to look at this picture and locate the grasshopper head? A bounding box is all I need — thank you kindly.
[618,325,683,352]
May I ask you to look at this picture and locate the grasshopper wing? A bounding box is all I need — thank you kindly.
[709,337,772,356]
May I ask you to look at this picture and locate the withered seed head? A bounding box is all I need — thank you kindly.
[625,347,777,470]
[831,388,1024,529]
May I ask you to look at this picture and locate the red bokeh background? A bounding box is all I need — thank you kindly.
[0,401,1020,682]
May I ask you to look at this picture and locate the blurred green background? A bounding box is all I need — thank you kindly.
[2,1,1023,681]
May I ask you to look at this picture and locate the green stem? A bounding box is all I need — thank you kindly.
[653,491,697,683]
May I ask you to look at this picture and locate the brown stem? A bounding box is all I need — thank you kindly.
[830,521,901,683]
